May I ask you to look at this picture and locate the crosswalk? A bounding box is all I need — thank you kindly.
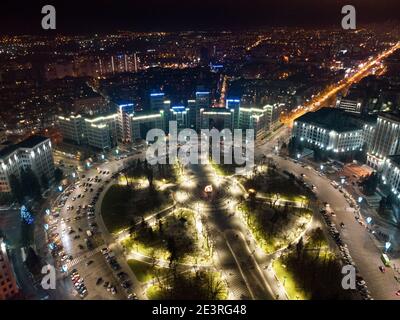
[63,246,102,271]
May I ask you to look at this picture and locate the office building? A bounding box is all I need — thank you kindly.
[264,103,284,132]
[293,109,364,154]
[130,111,165,141]
[170,106,189,130]
[238,106,267,140]
[0,136,54,194]
[368,113,400,168]
[117,103,135,143]
[381,156,400,200]
[84,114,118,151]
[226,99,241,128]
[195,90,211,130]
[150,93,166,112]
[0,238,19,300]
[199,108,235,131]
[58,115,86,145]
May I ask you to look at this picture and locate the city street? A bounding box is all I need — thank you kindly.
[269,155,400,300]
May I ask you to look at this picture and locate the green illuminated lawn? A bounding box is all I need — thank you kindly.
[127,259,168,283]
[273,259,309,300]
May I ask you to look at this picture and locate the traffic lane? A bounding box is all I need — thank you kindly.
[225,230,273,300]
[72,252,125,300]
[55,173,116,298]
[211,226,253,300]
[274,157,400,299]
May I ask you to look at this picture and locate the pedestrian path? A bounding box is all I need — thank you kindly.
[63,246,103,270]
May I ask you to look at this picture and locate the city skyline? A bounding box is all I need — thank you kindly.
[1,0,400,34]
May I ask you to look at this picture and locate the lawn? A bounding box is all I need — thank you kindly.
[121,209,210,264]
[101,184,172,234]
[273,228,352,300]
[243,168,313,201]
[273,258,308,300]
[238,200,312,253]
[127,259,168,283]
[146,270,227,300]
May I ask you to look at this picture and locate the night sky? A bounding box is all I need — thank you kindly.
[0,0,399,34]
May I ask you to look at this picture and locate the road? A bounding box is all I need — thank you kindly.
[268,154,400,300]
[42,150,148,300]
[281,42,400,126]
[183,162,277,300]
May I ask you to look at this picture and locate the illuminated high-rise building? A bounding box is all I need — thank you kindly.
[0,238,19,300]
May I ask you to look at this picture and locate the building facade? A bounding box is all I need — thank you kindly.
[381,156,400,200]
[0,136,54,194]
[292,109,365,155]
[0,239,19,300]
[367,113,400,169]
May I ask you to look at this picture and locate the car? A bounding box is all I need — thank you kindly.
[396,290,400,296]
[103,281,109,288]
[357,280,366,286]
[96,277,103,285]
[111,286,117,295]
[127,293,137,300]
[379,266,386,273]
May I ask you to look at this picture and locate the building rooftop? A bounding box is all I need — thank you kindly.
[378,112,400,123]
[296,108,363,132]
[0,135,48,159]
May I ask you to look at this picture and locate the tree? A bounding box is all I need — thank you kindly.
[167,236,178,264]
[296,237,304,258]
[9,174,24,204]
[361,172,379,195]
[21,168,41,200]
[54,168,63,183]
